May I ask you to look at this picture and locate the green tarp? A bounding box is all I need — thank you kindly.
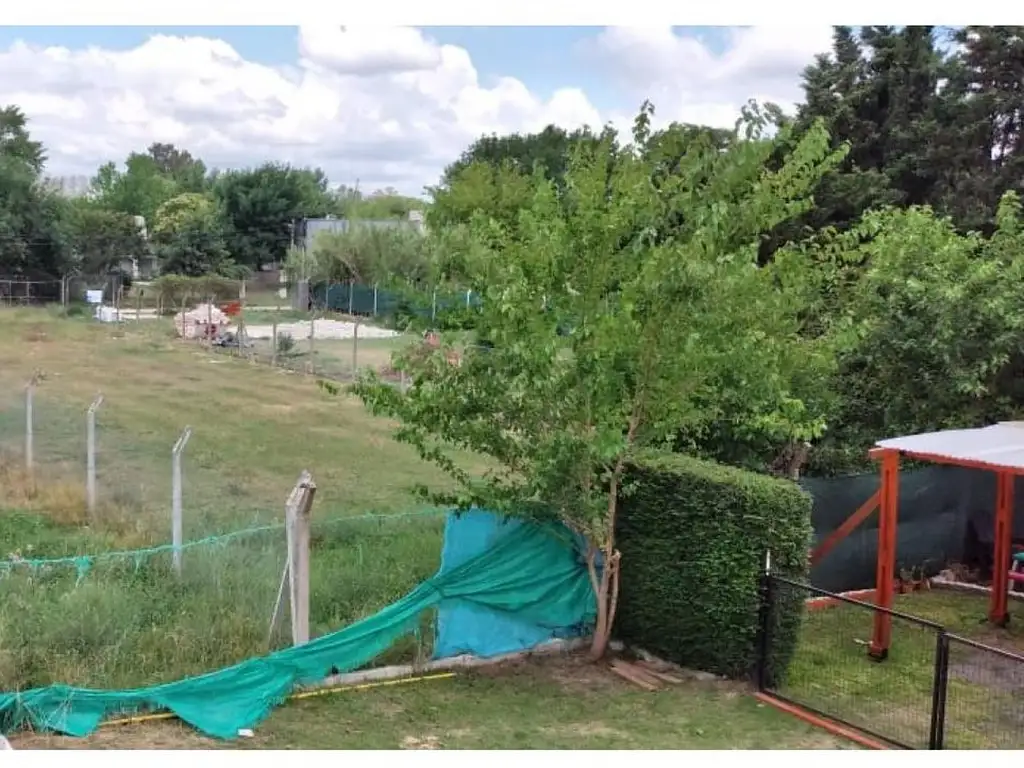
[0,521,595,741]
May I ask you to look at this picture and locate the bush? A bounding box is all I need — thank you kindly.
[276,332,295,355]
[614,451,812,682]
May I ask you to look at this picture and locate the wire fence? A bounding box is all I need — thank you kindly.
[214,317,417,387]
[0,510,445,692]
[0,356,448,692]
[0,280,63,307]
[0,378,274,537]
[759,574,1024,750]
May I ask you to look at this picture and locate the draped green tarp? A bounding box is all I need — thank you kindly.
[0,521,595,741]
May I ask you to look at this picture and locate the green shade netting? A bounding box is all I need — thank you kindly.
[0,521,595,741]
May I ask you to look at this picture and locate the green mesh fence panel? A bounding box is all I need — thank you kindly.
[0,518,594,740]
[311,283,481,322]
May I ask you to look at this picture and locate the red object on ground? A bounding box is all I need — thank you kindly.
[221,301,241,317]
[753,693,891,750]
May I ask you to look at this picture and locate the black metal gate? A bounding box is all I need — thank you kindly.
[758,574,1024,749]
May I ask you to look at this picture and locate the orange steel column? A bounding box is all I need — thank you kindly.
[990,472,1014,626]
[870,450,899,660]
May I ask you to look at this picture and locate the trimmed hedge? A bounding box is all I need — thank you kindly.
[615,451,812,682]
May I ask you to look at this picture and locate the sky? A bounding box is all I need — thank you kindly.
[0,26,843,196]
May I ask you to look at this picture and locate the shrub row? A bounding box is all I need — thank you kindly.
[615,451,812,681]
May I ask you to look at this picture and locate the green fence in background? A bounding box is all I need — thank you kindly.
[312,281,482,323]
[804,466,1024,593]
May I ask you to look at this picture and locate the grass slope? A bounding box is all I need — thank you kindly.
[0,308,467,690]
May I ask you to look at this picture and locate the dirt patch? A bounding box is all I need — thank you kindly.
[401,734,442,749]
[370,700,407,718]
[950,647,1024,692]
[9,721,219,751]
[792,732,857,749]
[22,325,50,343]
[965,628,1024,655]
[475,652,622,693]
[540,722,629,739]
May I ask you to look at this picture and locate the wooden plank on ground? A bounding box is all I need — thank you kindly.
[608,659,662,691]
[636,662,686,684]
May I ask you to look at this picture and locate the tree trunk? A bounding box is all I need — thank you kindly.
[587,472,624,662]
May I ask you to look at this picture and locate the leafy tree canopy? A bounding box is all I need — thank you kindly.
[355,102,845,657]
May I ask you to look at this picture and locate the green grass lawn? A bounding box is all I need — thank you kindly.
[8,308,1017,750]
[0,308,468,691]
[10,655,851,750]
[778,588,1024,749]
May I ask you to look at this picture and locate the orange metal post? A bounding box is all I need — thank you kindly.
[869,450,899,660]
[990,472,1014,626]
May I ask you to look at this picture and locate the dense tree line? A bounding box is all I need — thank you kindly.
[5,25,1024,479]
[416,26,1024,476]
[0,113,424,281]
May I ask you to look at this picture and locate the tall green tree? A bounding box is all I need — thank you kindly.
[428,124,616,228]
[0,106,45,173]
[65,200,147,276]
[214,163,333,271]
[784,26,945,242]
[932,26,1024,233]
[302,225,429,286]
[0,106,69,277]
[91,154,179,226]
[355,104,843,658]
[152,192,235,277]
[145,142,208,193]
[803,193,1024,474]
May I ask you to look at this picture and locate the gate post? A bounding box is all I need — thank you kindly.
[928,632,950,749]
[756,550,773,690]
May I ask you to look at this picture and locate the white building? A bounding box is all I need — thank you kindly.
[44,175,92,198]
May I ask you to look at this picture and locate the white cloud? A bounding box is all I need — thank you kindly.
[298,26,442,75]
[585,26,834,131]
[0,26,835,197]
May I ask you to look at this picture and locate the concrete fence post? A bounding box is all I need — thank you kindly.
[352,322,359,374]
[24,380,34,474]
[86,394,104,519]
[285,470,317,646]
[171,426,193,577]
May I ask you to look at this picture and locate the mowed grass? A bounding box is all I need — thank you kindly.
[0,307,475,691]
[247,332,418,382]
[779,588,1024,749]
[11,655,851,750]
[0,307,473,534]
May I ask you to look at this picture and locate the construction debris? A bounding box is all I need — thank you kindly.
[173,303,231,340]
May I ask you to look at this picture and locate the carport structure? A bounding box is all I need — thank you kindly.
[811,423,1024,660]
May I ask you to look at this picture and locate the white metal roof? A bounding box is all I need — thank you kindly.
[875,422,1024,471]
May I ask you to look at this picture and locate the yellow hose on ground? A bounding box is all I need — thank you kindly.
[99,672,457,729]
